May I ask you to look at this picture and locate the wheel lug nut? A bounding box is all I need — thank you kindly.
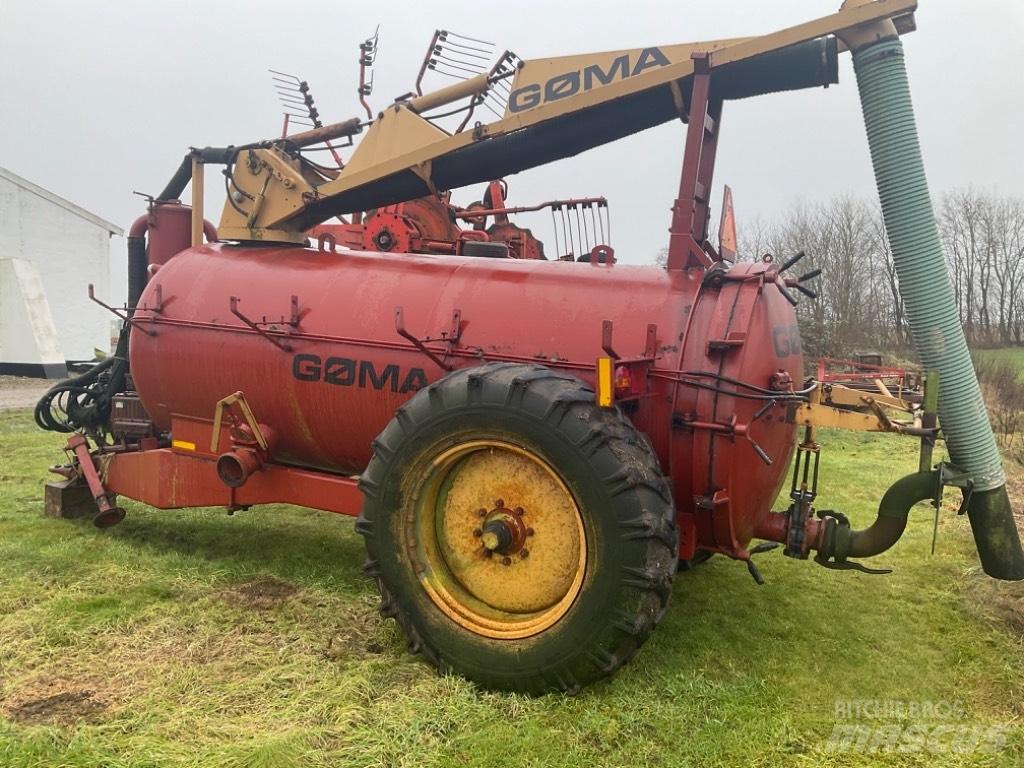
[472,528,482,538]
[520,549,529,559]
[514,507,524,516]
[477,508,487,518]
[482,548,493,558]
[494,499,505,508]
[526,528,534,537]
[502,556,512,566]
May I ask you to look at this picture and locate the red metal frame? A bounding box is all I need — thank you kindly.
[102,415,363,516]
[816,357,909,382]
[666,53,723,271]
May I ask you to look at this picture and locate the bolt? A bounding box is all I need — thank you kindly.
[482,548,493,558]
[520,549,529,559]
[477,508,487,518]
[472,528,482,538]
[494,499,505,508]
[526,527,535,537]
[502,556,512,566]
[514,506,524,516]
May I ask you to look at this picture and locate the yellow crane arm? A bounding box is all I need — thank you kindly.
[208,0,917,243]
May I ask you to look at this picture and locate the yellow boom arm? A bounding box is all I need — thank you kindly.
[206,0,917,243]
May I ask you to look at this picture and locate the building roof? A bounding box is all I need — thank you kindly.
[0,166,123,236]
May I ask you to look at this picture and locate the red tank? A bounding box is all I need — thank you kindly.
[130,243,802,556]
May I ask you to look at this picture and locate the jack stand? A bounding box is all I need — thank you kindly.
[64,434,126,528]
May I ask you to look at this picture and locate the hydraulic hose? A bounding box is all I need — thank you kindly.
[849,33,1024,580]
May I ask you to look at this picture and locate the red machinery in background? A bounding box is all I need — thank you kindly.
[309,179,610,262]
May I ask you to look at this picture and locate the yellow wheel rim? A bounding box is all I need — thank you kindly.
[411,440,587,639]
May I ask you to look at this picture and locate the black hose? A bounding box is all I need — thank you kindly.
[127,236,148,311]
[35,327,130,439]
[157,156,193,201]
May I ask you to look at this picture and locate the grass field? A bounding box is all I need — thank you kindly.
[975,347,1024,374]
[1,407,1022,767]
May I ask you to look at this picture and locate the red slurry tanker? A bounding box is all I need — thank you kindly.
[37,0,1024,693]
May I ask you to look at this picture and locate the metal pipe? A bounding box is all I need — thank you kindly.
[285,117,362,148]
[406,73,490,114]
[844,21,1024,580]
[191,157,204,248]
[840,471,935,561]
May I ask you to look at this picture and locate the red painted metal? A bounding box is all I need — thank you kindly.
[122,243,803,558]
[816,357,911,384]
[106,447,363,515]
[667,53,722,271]
[130,200,218,267]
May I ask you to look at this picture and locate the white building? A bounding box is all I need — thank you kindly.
[0,166,122,377]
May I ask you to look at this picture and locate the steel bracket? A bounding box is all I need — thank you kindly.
[229,294,301,351]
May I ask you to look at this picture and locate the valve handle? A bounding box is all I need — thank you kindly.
[779,250,806,273]
[798,268,822,282]
[775,282,799,307]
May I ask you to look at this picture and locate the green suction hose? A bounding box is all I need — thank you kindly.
[850,34,1024,580]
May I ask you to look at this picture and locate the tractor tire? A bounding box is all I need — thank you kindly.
[356,363,677,693]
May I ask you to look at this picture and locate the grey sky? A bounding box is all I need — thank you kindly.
[2,0,1022,284]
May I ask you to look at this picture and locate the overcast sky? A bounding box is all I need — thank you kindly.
[2,0,1022,294]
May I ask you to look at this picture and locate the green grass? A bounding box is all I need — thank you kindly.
[975,347,1024,374]
[1,408,1022,767]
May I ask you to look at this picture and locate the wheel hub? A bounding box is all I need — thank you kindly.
[411,440,586,638]
[476,500,532,560]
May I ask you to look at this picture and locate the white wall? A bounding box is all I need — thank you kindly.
[0,258,65,374]
[0,174,115,361]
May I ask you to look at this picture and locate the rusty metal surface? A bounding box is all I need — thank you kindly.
[413,440,586,639]
[127,239,802,559]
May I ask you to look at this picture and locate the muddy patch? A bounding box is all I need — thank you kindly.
[324,596,394,661]
[6,688,107,726]
[221,576,301,610]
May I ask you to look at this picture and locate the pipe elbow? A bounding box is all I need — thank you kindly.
[128,214,150,239]
[821,470,938,563]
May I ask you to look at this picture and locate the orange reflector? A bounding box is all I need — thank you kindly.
[171,439,196,452]
[597,357,614,407]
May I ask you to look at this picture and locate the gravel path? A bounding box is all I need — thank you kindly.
[0,376,51,412]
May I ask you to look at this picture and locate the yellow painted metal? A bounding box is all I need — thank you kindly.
[796,381,920,433]
[210,391,269,452]
[171,439,196,452]
[190,155,204,248]
[597,357,614,407]
[407,72,490,115]
[413,440,586,639]
[820,381,910,411]
[794,402,895,432]
[213,0,918,242]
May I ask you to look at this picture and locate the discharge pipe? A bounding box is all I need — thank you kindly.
[839,1,1024,580]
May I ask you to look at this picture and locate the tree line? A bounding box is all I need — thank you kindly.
[730,189,1024,360]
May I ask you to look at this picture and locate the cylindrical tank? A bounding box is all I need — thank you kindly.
[130,244,802,552]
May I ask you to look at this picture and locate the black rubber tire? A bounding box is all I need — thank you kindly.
[461,240,509,259]
[356,363,677,693]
